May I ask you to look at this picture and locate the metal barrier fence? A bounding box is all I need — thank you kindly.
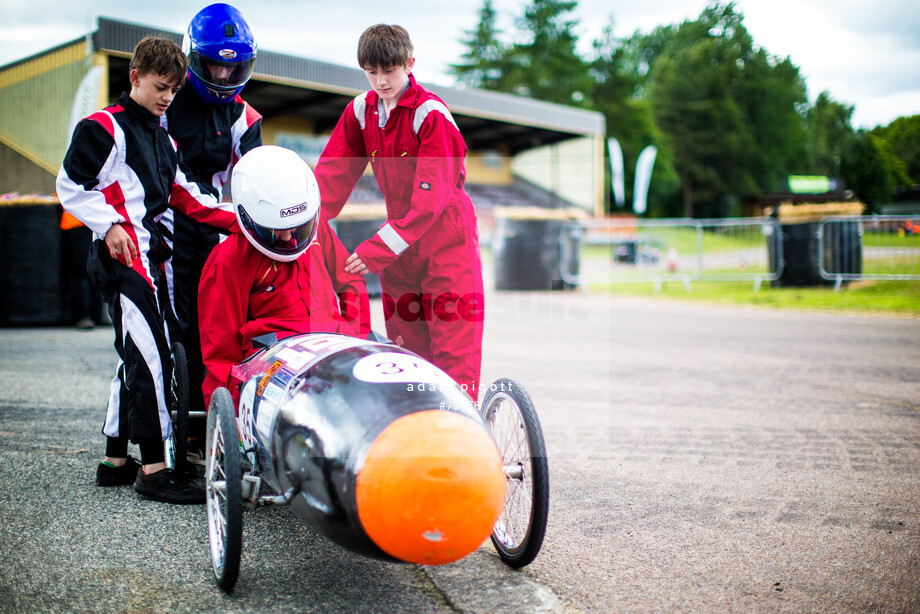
[818,215,920,288]
[562,217,784,290]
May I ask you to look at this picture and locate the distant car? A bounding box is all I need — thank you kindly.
[614,239,661,265]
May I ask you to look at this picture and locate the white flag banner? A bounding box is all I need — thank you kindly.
[68,65,104,138]
[607,137,626,208]
[633,145,657,215]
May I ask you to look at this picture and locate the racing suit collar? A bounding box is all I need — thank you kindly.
[118,92,163,129]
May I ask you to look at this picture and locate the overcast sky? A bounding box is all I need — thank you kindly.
[2,0,918,129]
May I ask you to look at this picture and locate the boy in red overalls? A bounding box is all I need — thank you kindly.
[313,24,485,399]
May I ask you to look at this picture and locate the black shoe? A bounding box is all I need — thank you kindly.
[96,457,141,486]
[134,467,205,504]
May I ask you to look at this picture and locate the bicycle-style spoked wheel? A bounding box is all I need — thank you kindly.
[480,378,549,568]
[165,342,189,471]
[206,387,242,592]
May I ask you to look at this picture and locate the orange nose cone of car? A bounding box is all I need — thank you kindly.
[356,410,506,565]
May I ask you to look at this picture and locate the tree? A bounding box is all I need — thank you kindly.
[450,0,590,105]
[450,0,507,90]
[877,137,912,188]
[451,0,837,219]
[637,2,809,217]
[734,49,808,192]
[841,132,898,212]
[645,4,747,216]
[587,18,678,214]
[502,0,592,105]
[870,115,920,183]
[805,91,854,177]
[587,18,635,124]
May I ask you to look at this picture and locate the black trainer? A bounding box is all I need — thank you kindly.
[134,467,205,504]
[96,457,141,487]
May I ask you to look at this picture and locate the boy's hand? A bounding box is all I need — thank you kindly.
[105,224,138,267]
[345,252,369,276]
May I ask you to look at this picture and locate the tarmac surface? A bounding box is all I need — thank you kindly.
[0,289,918,613]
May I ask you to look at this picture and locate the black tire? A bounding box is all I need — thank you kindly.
[480,378,549,568]
[206,387,242,592]
[165,342,189,472]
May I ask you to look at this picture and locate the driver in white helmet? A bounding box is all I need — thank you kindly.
[197,146,370,406]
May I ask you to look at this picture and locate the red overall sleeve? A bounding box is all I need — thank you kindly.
[314,97,371,220]
[355,109,466,273]
[198,243,250,407]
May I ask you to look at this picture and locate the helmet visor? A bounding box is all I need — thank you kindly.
[188,50,255,93]
[237,204,317,258]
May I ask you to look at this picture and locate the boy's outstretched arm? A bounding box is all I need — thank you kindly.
[353,110,466,273]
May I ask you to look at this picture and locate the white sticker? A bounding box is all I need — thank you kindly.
[352,352,450,385]
[275,347,312,370]
[261,382,282,402]
[238,381,257,450]
[297,334,368,353]
[255,386,281,443]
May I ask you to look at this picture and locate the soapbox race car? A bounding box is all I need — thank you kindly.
[201,331,549,592]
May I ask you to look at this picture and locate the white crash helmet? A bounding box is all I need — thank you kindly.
[232,145,320,262]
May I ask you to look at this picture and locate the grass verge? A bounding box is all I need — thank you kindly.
[591,279,920,317]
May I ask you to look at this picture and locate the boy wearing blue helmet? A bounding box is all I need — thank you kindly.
[182,3,257,105]
[160,3,263,427]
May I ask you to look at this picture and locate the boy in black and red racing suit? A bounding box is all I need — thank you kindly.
[57,36,238,504]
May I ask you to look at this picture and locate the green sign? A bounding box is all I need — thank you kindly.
[787,175,831,194]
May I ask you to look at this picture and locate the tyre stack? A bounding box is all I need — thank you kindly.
[0,198,67,325]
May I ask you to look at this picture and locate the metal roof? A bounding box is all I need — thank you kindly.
[92,17,604,153]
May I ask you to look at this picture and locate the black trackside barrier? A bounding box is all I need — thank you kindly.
[769,222,826,287]
[0,203,67,325]
[492,214,580,291]
[819,219,863,279]
[769,221,863,287]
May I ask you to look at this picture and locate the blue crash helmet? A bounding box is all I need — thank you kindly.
[183,3,257,105]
